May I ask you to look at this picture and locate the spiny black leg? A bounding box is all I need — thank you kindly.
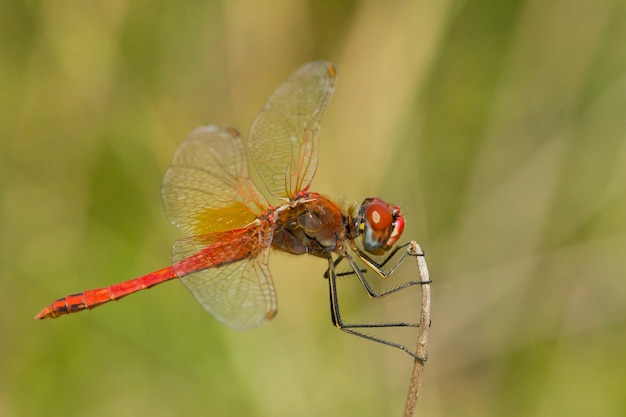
[326,257,422,360]
[324,255,365,278]
[343,252,427,298]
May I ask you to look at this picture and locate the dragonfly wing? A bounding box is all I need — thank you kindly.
[171,225,277,330]
[248,61,336,198]
[162,125,269,236]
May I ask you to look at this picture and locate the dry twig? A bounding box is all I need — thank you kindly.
[403,242,431,417]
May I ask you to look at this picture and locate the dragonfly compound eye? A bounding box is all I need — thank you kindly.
[365,200,393,231]
[359,198,403,255]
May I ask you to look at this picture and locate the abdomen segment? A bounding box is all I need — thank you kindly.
[34,266,176,319]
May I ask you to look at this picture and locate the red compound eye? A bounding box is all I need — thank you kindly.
[365,200,393,231]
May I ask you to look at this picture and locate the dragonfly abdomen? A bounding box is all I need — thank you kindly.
[35,266,176,319]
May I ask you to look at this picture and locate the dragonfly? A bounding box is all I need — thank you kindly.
[36,61,423,357]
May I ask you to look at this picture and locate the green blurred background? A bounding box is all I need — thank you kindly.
[2,1,626,416]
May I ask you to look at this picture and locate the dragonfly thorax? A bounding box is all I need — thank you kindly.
[271,193,347,258]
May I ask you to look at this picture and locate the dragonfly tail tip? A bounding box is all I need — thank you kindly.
[34,306,53,320]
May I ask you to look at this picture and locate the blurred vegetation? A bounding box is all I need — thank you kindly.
[2,1,626,416]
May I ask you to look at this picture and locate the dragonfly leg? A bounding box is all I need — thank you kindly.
[341,249,429,299]
[351,241,427,280]
[323,255,366,279]
[327,256,425,360]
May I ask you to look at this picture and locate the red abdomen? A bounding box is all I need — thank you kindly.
[35,227,259,319]
[35,266,177,319]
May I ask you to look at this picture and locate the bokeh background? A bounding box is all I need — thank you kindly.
[2,1,626,416]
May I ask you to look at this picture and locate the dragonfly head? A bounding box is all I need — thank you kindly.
[356,198,405,255]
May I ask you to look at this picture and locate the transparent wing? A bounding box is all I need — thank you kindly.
[248,61,336,199]
[162,125,269,236]
[171,224,277,330]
